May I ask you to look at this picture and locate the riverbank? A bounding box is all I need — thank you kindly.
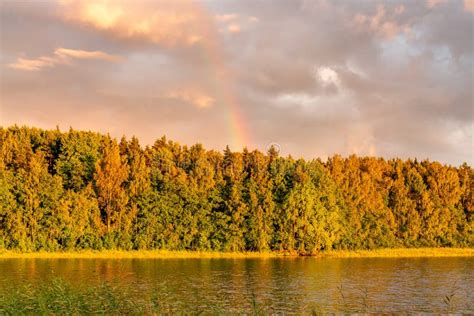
[0,248,472,259]
[320,247,474,258]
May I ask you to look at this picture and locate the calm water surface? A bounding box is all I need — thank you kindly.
[0,257,472,313]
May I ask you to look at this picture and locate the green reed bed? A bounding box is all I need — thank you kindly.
[0,279,265,315]
[0,279,161,315]
[0,278,467,314]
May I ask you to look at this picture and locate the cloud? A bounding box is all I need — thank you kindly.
[58,0,212,47]
[164,88,215,108]
[227,23,241,34]
[1,0,472,165]
[215,14,238,22]
[317,67,340,87]
[7,57,57,71]
[464,0,474,12]
[55,48,122,62]
[7,47,122,71]
[214,12,258,34]
[248,16,259,23]
[347,123,377,156]
[426,0,447,9]
[353,5,411,39]
[394,5,405,15]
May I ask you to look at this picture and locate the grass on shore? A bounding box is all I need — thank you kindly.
[320,247,474,258]
[0,247,472,259]
[0,249,280,259]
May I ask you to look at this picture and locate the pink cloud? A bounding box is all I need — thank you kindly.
[464,0,474,12]
[8,48,121,71]
[228,24,241,34]
[165,87,215,108]
[215,14,238,22]
[59,0,212,47]
[426,0,447,9]
[353,5,411,40]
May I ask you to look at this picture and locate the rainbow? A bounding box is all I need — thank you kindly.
[193,2,250,151]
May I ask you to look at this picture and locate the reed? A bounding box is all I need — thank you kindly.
[0,247,472,259]
[0,249,281,259]
[320,247,474,258]
[1,278,466,314]
[0,279,272,315]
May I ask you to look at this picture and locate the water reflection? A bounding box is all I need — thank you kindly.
[0,257,472,313]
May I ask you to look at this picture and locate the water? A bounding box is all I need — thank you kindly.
[0,257,473,313]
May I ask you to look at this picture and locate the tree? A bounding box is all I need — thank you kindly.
[0,126,472,252]
[55,129,102,191]
[94,138,129,235]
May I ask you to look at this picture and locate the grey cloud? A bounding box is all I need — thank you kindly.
[0,0,472,165]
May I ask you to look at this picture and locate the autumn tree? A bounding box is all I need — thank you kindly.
[94,138,129,237]
[0,126,471,252]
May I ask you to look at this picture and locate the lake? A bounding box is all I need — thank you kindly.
[1,257,472,313]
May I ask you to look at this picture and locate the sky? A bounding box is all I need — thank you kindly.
[0,0,473,165]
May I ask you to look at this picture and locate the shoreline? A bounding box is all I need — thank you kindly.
[0,248,472,259]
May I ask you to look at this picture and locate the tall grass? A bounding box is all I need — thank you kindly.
[320,247,474,258]
[0,247,472,259]
[0,279,272,315]
[0,278,470,314]
[0,279,154,315]
[0,249,281,259]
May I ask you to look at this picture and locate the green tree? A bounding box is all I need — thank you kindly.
[0,126,471,252]
[94,139,129,235]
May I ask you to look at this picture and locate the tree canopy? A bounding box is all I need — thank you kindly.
[0,126,472,253]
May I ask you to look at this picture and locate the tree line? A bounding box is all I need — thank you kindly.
[0,126,472,253]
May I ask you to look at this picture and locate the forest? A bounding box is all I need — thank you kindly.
[0,126,472,253]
